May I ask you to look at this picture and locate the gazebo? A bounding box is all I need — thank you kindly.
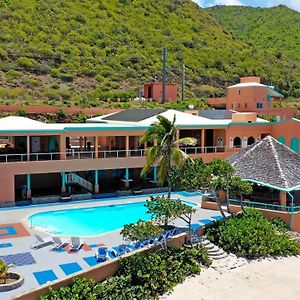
[228,135,300,209]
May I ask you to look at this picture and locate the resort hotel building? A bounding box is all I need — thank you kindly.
[1,108,300,210]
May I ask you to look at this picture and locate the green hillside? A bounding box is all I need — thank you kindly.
[207,5,300,97]
[0,1,300,108]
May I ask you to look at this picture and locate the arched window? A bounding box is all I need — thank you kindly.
[278,136,286,145]
[233,137,241,148]
[248,136,255,145]
[290,137,299,154]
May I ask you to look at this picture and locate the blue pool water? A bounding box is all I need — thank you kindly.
[28,200,197,236]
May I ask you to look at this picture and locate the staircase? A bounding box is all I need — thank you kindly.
[200,237,247,273]
[65,173,94,192]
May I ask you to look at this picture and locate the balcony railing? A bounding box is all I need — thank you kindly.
[229,199,300,213]
[0,145,232,163]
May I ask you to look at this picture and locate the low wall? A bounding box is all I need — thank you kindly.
[14,233,187,300]
[201,201,300,232]
[32,195,61,205]
[0,201,15,208]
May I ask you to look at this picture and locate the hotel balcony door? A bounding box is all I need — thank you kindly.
[31,137,41,153]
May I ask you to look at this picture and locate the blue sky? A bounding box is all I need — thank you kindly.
[194,0,300,11]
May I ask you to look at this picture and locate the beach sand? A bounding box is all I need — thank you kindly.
[163,256,300,300]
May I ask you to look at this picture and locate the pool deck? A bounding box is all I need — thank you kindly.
[0,192,224,300]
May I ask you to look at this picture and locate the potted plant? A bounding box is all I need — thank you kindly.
[0,259,24,292]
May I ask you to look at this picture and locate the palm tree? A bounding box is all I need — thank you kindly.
[140,115,197,199]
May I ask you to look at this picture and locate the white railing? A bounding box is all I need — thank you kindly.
[179,145,232,154]
[0,146,234,163]
[66,173,94,192]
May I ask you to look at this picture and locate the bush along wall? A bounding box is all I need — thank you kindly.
[206,208,300,259]
[41,244,211,300]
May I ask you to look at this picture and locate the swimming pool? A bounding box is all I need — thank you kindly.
[28,200,197,236]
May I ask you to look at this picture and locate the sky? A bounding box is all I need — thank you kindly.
[194,0,300,12]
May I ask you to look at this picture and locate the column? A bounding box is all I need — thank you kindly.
[201,129,205,153]
[279,191,287,211]
[26,174,31,199]
[124,168,130,188]
[79,137,83,151]
[125,136,129,157]
[59,135,66,160]
[61,172,66,193]
[153,166,157,183]
[26,135,30,161]
[94,170,99,193]
[94,136,98,159]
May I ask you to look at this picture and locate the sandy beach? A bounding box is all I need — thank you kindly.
[164,256,300,300]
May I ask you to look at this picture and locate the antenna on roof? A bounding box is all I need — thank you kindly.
[162,47,167,103]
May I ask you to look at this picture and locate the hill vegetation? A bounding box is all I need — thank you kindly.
[207,5,300,98]
[0,1,300,108]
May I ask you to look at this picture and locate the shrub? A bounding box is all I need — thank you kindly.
[206,208,300,258]
[42,245,211,299]
[0,259,9,284]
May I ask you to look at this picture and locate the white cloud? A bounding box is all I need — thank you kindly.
[266,0,300,11]
[212,0,244,5]
[194,0,244,7]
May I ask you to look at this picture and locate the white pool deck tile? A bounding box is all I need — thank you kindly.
[0,193,224,300]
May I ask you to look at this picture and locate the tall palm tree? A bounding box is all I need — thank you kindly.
[140,115,197,199]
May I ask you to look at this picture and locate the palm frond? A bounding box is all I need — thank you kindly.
[157,155,169,185]
[175,137,197,146]
[141,146,161,176]
[170,148,188,168]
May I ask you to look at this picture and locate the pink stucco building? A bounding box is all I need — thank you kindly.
[208,76,297,120]
[1,108,300,207]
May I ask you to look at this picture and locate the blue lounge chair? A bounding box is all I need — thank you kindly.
[125,240,148,252]
[211,215,224,221]
[95,246,108,262]
[198,219,213,226]
[111,245,127,257]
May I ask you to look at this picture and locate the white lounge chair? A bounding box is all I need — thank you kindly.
[51,236,69,251]
[69,236,84,252]
[30,234,54,249]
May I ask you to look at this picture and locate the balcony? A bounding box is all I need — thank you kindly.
[0,146,235,164]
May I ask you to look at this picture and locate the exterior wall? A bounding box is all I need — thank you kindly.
[227,86,270,112]
[144,84,177,101]
[271,119,300,154]
[228,123,272,148]
[232,112,257,123]
[207,97,227,109]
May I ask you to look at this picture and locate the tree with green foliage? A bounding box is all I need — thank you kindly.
[168,158,206,192]
[203,159,236,216]
[146,195,196,244]
[140,115,196,199]
[121,220,163,243]
[229,176,253,213]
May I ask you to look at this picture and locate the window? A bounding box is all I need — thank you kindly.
[237,103,241,108]
[231,103,234,108]
[233,137,241,148]
[256,103,263,109]
[238,89,241,95]
[245,103,248,108]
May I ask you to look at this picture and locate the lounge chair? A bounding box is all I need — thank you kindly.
[95,246,108,262]
[125,240,148,252]
[69,236,84,252]
[51,236,69,251]
[30,234,54,249]
[111,245,127,257]
[211,215,224,221]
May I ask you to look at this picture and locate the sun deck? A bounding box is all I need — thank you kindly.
[0,192,226,300]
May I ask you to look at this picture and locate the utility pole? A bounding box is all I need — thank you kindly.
[162,47,167,103]
[181,63,185,102]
